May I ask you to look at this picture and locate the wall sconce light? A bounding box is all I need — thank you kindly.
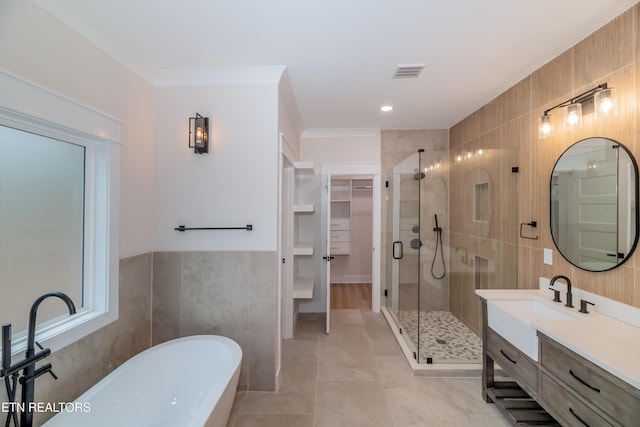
[188,113,209,154]
[538,83,615,139]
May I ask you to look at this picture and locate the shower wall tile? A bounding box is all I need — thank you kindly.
[152,251,182,345]
[458,110,482,144]
[501,113,529,150]
[636,6,640,60]
[502,77,531,123]
[573,8,634,88]
[380,129,450,304]
[481,97,502,134]
[531,51,572,109]
[448,155,464,233]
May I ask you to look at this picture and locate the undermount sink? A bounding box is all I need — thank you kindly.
[487,298,579,361]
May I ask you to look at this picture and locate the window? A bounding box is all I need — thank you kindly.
[0,126,85,333]
[0,71,121,359]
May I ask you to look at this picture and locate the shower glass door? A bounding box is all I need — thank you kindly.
[385,147,518,364]
[386,151,421,357]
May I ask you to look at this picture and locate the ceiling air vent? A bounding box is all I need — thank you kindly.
[393,64,425,79]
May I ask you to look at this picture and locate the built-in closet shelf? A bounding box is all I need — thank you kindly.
[293,244,314,256]
[294,204,315,213]
[293,278,314,299]
[293,161,317,174]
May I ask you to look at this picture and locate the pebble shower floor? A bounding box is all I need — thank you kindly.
[398,310,483,363]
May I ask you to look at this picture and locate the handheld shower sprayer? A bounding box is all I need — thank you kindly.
[431,214,446,279]
[433,214,442,233]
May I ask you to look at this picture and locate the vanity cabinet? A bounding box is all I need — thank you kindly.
[539,333,640,427]
[481,300,558,426]
[481,298,640,427]
[487,327,538,395]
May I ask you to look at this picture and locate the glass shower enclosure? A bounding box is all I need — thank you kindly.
[386,148,517,364]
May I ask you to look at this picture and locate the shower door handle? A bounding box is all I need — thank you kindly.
[392,241,403,260]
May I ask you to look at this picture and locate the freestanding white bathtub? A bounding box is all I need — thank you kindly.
[44,335,242,427]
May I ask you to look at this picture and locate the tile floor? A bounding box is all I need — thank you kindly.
[227,309,511,427]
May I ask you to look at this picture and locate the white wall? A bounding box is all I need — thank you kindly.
[153,84,280,251]
[0,0,155,257]
[300,129,381,164]
[278,71,302,159]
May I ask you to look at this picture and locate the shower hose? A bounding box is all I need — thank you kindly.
[431,214,446,280]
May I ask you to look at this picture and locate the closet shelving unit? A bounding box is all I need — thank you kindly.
[292,162,316,299]
[330,178,352,255]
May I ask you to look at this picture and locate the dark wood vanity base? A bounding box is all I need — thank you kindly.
[481,298,640,427]
[485,381,560,426]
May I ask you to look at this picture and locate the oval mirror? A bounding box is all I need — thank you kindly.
[550,138,639,271]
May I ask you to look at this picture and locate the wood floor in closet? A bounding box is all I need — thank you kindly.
[330,283,372,310]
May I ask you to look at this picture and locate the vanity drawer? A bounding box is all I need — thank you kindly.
[539,371,615,427]
[539,334,640,426]
[487,327,537,394]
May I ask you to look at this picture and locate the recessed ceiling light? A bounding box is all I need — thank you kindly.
[380,105,393,112]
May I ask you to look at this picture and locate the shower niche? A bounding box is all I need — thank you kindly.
[384,148,517,365]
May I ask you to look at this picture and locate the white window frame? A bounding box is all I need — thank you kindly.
[0,70,121,357]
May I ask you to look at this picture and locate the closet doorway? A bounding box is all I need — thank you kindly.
[329,176,373,311]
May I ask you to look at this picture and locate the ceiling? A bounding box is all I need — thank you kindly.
[37,0,638,131]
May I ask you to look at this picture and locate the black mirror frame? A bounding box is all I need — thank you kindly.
[549,138,640,272]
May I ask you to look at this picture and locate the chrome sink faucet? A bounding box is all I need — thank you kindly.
[550,275,573,308]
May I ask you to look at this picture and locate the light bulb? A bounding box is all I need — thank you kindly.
[595,88,617,118]
[564,103,582,129]
[539,113,552,139]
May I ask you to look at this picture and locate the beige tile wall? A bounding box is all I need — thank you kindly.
[0,249,278,426]
[451,4,640,306]
[152,250,278,392]
[5,253,154,425]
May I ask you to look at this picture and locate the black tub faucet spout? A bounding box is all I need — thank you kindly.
[21,292,76,427]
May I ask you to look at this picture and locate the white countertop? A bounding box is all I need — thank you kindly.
[476,286,640,391]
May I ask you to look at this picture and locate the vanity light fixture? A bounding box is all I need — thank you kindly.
[188,113,209,154]
[539,112,552,139]
[563,103,582,129]
[594,86,617,119]
[537,83,615,139]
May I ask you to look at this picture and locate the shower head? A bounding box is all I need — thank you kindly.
[414,172,426,180]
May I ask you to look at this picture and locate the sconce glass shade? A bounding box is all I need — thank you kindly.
[594,87,617,119]
[189,113,209,154]
[563,103,582,129]
[539,113,552,139]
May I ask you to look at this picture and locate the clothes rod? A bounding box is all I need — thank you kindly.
[175,224,253,232]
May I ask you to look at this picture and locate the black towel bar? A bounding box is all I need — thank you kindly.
[174,224,253,232]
